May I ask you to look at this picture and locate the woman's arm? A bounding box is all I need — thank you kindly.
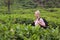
[38,19,46,27]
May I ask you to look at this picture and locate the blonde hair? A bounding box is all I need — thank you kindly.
[35,10,40,14]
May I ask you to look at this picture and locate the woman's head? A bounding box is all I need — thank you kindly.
[35,10,40,18]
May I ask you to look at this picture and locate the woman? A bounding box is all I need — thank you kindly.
[32,10,47,28]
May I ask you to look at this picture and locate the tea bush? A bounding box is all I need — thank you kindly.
[0,7,60,40]
[0,24,60,40]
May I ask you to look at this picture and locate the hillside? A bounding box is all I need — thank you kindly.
[0,0,60,40]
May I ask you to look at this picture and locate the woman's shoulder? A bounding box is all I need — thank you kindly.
[40,18,43,20]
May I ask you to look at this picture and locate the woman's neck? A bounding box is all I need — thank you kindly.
[35,17,40,20]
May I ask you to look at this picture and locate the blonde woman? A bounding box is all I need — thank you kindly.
[32,10,48,28]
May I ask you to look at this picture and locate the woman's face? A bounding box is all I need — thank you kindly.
[35,12,40,18]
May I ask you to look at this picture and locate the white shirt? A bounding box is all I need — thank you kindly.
[35,18,45,26]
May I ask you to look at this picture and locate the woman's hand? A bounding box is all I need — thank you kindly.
[37,19,46,27]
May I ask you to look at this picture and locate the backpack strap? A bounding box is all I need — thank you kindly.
[43,18,48,26]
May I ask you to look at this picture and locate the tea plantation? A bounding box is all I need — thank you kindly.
[0,6,60,40]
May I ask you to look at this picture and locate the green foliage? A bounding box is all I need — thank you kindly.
[0,0,60,8]
[0,2,60,40]
[0,24,60,40]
